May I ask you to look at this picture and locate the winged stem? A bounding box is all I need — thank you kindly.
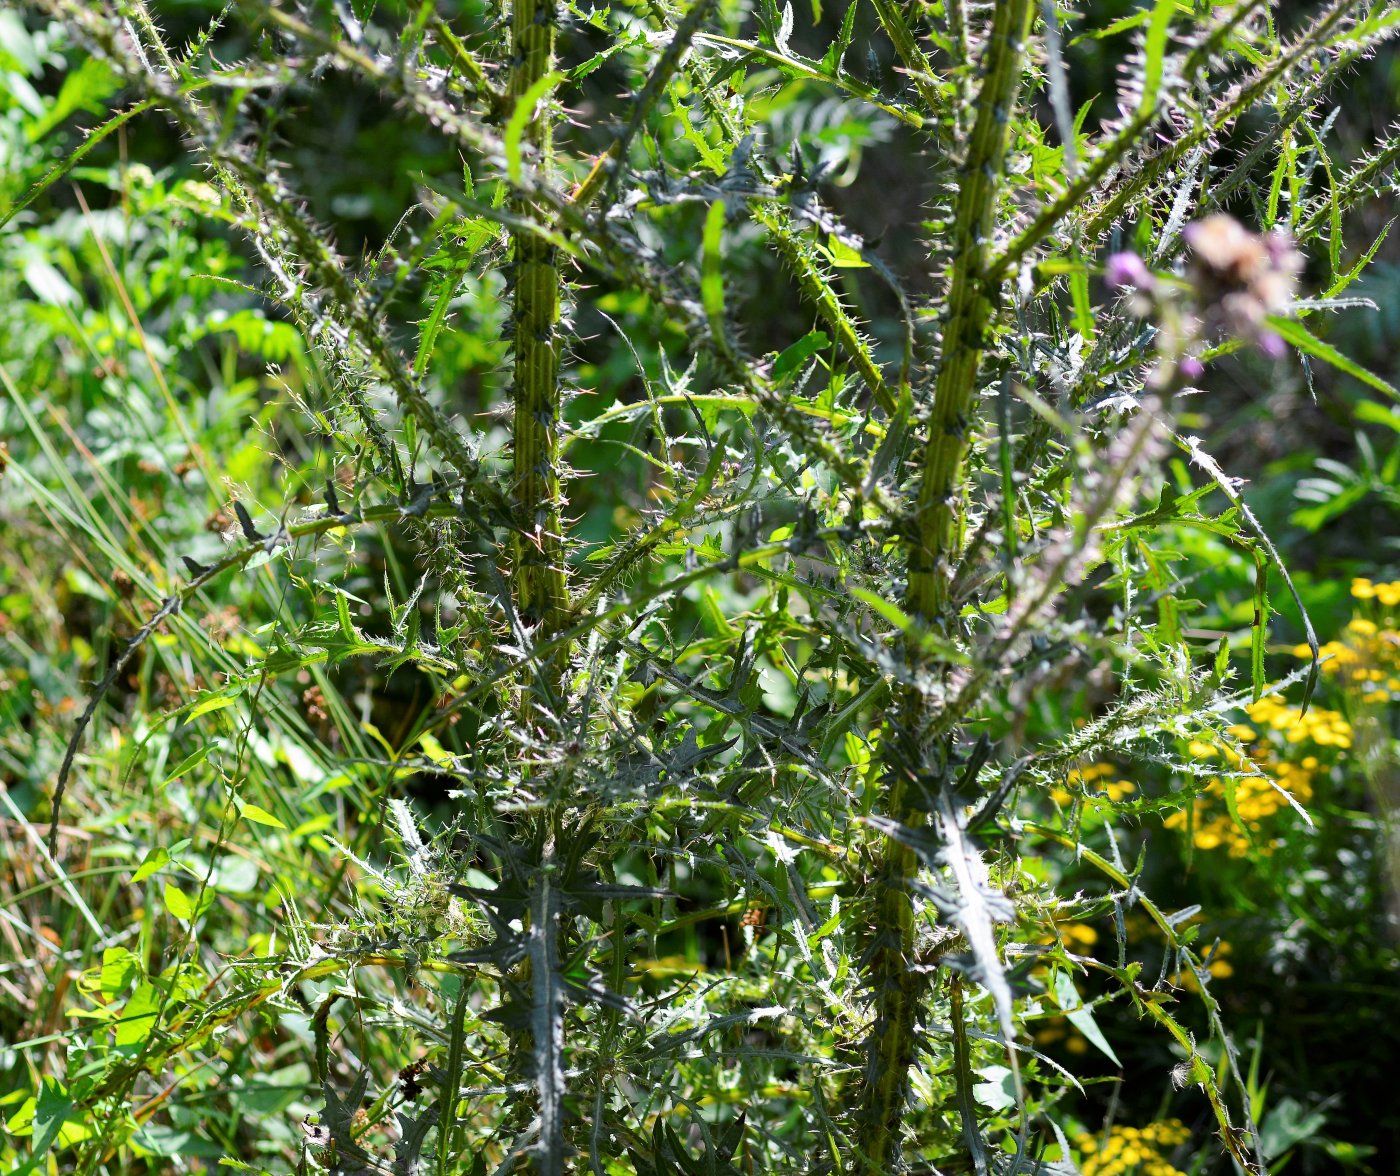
[858,1,1034,1167]
[510,0,569,694]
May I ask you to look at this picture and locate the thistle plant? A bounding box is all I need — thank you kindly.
[5,0,1400,1173]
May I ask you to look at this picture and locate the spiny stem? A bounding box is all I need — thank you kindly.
[907,0,1034,623]
[858,0,1034,1168]
[509,0,569,690]
[505,7,570,1170]
[866,0,946,123]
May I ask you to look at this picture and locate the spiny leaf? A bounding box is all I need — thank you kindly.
[529,863,568,1176]
[1250,555,1269,703]
[504,71,562,187]
[1266,314,1400,402]
[233,500,262,542]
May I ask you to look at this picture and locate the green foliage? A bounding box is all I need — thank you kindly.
[2,0,1399,1174]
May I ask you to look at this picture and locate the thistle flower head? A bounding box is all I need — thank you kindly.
[1184,214,1302,356]
[1105,251,1154,291]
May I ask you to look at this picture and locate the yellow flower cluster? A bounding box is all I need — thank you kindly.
[1244,696,1352,747]
[1293,609,1400,706]
[1167,699,1348,855]
[1077,1120,1191,1176]
[1349,577,1400,606]
[1056,920,1099,953]
[1051,762,1137,807]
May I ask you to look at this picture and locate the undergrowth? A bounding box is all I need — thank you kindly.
[2,0,1400,1173]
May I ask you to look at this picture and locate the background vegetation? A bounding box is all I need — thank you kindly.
[2,0,1399,1173]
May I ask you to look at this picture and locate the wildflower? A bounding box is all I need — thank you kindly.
[1105,251,1154,290]
[1166,697,1345,854]
[1077,1121,1191,1176]
[1056,763,1136,809]
[1059,921,1098,951]
[1184,213,1302,358]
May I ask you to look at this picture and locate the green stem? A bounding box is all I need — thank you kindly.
[866,0,946,122]
[504,9,570,1172]
[509,0,569,683]
[858,2,1033,1168]
[907,0,1034,622]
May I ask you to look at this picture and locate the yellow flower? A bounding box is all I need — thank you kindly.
[1352,578,1376,599]
[1103,779,1136,802]
[1059,921,1098,950]
[1077,1122,1189,1176]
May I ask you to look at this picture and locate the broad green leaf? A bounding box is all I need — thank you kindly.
[115,981,162,1051]
[239,802,287,829]
[6,1078,77,1176]
[1054,970,1121,1066]
[822,233,868,268]
[163,882,196,921]
[773,329,830,380]
[132,847,171,884]
[162,742,217,786]
[972,1065,1016,1112]
[1354,400,1400,433]
[28,57,119,141]
[186,692,238,722]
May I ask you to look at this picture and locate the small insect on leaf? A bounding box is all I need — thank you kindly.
[301,1117,332,1151]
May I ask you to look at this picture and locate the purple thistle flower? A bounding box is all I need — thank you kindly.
[1105,252,1154,290]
